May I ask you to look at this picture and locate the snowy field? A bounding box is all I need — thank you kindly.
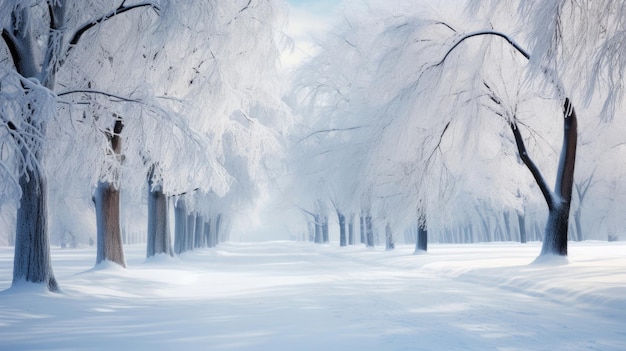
[1,241,626,350]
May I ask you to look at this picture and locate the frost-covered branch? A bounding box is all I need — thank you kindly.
[0,29,20,72]
[63,1,161,64]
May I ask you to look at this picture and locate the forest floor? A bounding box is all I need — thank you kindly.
[1,240,625,350]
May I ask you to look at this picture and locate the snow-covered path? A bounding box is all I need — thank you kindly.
[1,241,625,350]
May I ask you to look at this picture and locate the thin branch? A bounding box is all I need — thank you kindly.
[57,89,143,103]
[62,2,160,65]
[510,120,555,210]
[297,126,365,144]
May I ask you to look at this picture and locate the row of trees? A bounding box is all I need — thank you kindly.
[0,0,289,291]
[285,0,626,256]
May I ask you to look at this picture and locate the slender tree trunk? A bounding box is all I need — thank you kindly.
[348,214,355,245]
[146,169,173,258]
[174,198,187,254]
[314,214,322,244]
[205,219,213,247]
[322,214,329,243]
[94,181,126,267]
[365,214,374,247]
[338,211,346,247]
[359,213,365,244]
[414,211,427,253]
[215,214,222,245]
[194,215,204,248]
[574,209,583,242]
[385,222,395,250]
[518,212,527,244]
[186,212,195,251]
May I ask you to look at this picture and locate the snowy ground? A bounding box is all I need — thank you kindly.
[1,241,625,350]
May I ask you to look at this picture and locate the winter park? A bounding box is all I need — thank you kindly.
[1,0,626,350]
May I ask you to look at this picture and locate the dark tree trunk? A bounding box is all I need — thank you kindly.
[540,99,577,256]
[414,211,427,253]
[338,211,346,247]
[94,181,126,267]
[146,170,173,258]
[13,165,58,291]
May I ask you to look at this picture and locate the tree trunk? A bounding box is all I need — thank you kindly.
[146,174,173,258]
[146,167,172,257]
[322,214,329,243]
[314,214,322,244]
[414,211,427,253]
[337,211,346,247]
[359,213,365,244]
[186,212,196,251]
[365,214,374,247]
[13,165,58,291]
[174,198,187,254]
[205,219,213,247]
[574,209,583,242]
[215,214,223,245]
[540,99,577,256]
[518,212,527,244]
[348,214,355,245]
[194,214,204,248]
[385,222,395,250]
[94,181,126,267]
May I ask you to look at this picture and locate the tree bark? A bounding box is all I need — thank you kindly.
[338,211,346,247]
[94,181,126,267]
[146,170,173,258]
[540,99,577,256]
[322,214,329,243]
[13,164,58,291]
[414,211,427,253]
[174,198,187,254]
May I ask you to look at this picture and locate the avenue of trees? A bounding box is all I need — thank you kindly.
[2,0,626,292]
[285,0,626,256]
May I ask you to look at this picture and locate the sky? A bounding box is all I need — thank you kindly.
[282,0,344,69]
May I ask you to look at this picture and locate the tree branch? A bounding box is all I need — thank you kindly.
[510,120,555,211]
[57,89,143,103]
[1,29,21,72]
[62,2,160,64]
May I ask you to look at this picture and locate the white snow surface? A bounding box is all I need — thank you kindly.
[1,241,625,350]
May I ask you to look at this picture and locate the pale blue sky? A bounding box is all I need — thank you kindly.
[282,0,343,68]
